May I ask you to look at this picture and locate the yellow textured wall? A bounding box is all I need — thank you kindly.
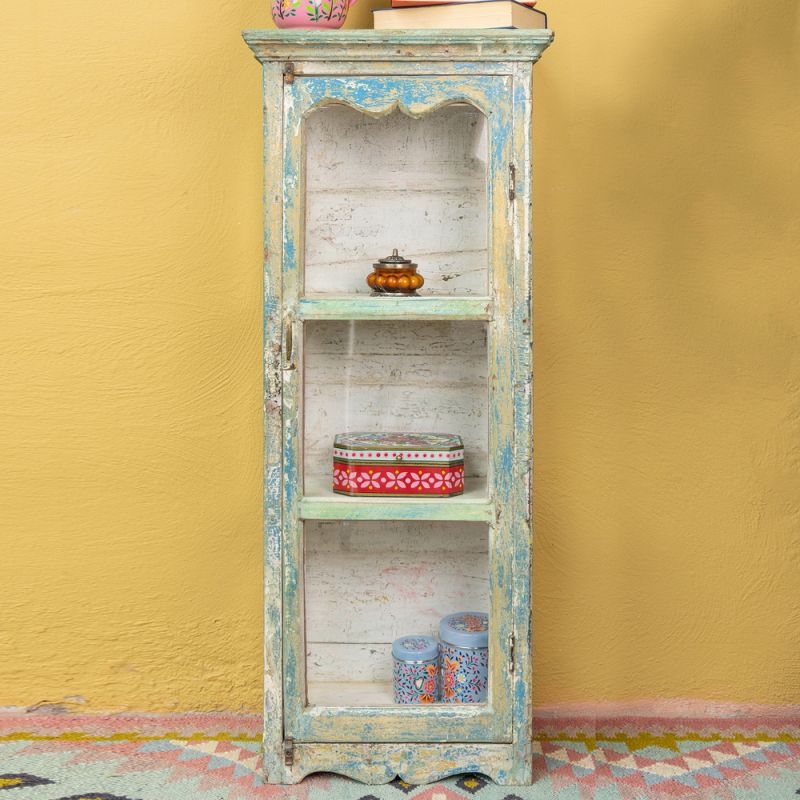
[1,1,798,712]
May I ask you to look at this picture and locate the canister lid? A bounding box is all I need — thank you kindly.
[334,432,463,452]
[439,612,489,649]
[392,635,439,662]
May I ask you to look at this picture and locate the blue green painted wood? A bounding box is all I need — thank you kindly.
[259,61,287,786]
[300,497,493,523]
[244,29,552,785]
[243,29,553,63]
[298,295,492,321]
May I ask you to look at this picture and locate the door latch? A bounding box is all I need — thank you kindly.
[283,62,295,84]
[284,736,294,766]
[508,633,516,674]
[282,316,296,371]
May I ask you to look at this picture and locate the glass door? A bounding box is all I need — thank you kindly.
[281,75,518,744]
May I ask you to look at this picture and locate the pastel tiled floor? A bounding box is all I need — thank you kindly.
[1,713,798,800]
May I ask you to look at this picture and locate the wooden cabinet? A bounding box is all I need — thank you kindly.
[243,29,552,785]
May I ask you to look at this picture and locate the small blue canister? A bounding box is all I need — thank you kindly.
[392,635,440,704]
[439,612,489,703]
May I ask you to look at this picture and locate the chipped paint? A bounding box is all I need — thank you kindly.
[243,30,552,785]
[298,296,493,321]
[243,30,553,64]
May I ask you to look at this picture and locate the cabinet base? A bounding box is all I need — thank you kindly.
[265,741,531,785]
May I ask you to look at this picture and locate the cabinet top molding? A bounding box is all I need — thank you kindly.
[243,29,554,63]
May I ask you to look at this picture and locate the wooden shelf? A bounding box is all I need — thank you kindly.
[301,476,492,522]
[308,680,394,708]
[306,681,489,710]
[298,295,492,321]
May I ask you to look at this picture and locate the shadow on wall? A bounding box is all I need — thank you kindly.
[531,0,800,703]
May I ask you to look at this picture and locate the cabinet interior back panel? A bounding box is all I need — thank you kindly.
[304,104,488,296]
[303,320,488,482]
[305,520,489,685]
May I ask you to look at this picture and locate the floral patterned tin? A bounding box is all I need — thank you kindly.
[332,432,465,497]
[392,635,440,704]
[439,611,489,703]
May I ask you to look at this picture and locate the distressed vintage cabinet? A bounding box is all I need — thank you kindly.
[243,30,552,785]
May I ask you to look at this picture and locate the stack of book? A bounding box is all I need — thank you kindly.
[373,0,547,30]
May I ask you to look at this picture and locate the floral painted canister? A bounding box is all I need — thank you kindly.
[439,612,489,704]
[333,432,465,497]
[392,635,440,704]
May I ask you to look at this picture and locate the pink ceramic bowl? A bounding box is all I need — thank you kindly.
[272,0,357,29]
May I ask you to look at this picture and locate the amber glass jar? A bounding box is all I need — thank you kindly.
[367,249,425,295]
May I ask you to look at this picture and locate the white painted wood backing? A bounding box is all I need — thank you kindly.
[304,319,487,354]
[303,321,488,480]
[304,105,488,295]
[304,519,488,692]
[308,680,394,707]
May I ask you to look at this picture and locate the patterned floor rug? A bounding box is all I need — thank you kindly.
[1,713,798,800]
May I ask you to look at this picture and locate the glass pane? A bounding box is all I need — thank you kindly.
[304,104,488,296]
[304,520,489,707]
[302,320,488,498]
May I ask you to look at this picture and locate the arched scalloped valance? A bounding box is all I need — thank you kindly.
[287,76,502,131]
[300,95,489,122]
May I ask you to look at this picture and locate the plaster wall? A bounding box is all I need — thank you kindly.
[1,0,798,711]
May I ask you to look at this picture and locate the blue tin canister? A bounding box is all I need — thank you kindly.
[392,635,440,704]
[439,612,489,703]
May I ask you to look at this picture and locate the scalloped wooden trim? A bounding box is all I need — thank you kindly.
[284,741,520,785]
[300,95,488,121]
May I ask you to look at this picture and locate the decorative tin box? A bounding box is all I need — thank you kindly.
[392,635,440,704]
[332,432,465,497]
[439,611,489,704]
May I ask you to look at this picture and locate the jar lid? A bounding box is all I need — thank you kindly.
[392,635,439,662]
[374,248,417,270]
[439,612,489,649]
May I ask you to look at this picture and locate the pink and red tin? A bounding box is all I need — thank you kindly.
[332,432,465,497]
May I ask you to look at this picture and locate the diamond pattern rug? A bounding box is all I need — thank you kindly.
[0,713,798,799]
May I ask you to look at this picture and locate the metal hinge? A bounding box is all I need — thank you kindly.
[283,62,295,84]
[509,163,516,201]
[508,633,516,674]
[284,736,294,766]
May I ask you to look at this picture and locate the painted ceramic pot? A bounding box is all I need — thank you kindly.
[439,612,489,703]
[393,636,440,704]
[272,0,357,29]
